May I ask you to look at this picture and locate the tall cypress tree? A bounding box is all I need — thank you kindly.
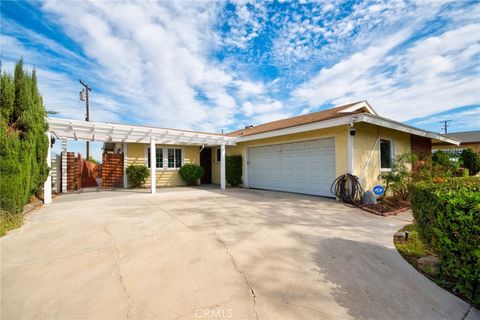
[0,58,48,216]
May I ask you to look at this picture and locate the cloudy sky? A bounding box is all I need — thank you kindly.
[1,0,479,160]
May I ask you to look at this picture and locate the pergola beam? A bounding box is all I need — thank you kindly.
[47,117,237,146]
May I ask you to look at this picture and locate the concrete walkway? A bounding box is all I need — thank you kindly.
[1,187,477,320]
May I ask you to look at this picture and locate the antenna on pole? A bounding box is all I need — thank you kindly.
[439,120,452,134]
[79,80,92,159]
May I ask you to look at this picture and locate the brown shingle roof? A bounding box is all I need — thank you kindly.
[227,101,366,137]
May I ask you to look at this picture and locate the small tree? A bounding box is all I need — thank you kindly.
[126,165,149,188]
[179,163,204,185]
[460,148,480,176]
[1,58,48,215]
[380,153,415,200]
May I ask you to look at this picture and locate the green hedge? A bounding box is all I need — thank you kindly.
[125,165,149,188]
[409,177,480,304]
[0,59,49,216]
[226,155,242,187]
[179,163,204,185]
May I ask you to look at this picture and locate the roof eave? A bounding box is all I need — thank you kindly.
[236,113,461,145]
[356,114,461,145]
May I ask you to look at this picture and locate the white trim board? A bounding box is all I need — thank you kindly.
[236,114,460,145]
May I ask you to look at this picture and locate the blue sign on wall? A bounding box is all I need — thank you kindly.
[373,185,385,196]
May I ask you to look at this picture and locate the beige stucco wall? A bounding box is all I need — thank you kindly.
[127,123,413,191]
[126,143,200,187]
[353,122,411,191]
[213,125,350,185]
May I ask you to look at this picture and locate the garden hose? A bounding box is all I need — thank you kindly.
[330,174,364,205]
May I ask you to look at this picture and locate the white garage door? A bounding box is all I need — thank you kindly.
[248,138,336,197]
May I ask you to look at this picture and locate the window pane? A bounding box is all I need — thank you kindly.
[168,148,174,168]
[156,148,163,168]
[175,149,182,168]
[216,148,221,162]
[380,140,392,168]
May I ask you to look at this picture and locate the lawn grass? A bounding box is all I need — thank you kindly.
[0,210,23,237]
[395,224,433,266]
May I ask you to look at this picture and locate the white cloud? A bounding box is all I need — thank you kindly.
[293,21,480,121]
[37,1,247,132]
[242,100,283,116]
[409,107,480,133]
[222,0,267,49]
[234,80,265,98]
[2,0,479,137]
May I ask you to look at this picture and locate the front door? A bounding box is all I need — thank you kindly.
[200,148,212,184]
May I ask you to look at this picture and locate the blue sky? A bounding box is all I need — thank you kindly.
[1,0,479,160]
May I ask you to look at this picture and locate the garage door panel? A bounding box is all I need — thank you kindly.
[249,138,336,197]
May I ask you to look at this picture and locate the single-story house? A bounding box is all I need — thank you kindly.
[432,130,480,154]
[45,101,459,203]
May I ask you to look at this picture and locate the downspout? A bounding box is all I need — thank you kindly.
[347,117,358,175]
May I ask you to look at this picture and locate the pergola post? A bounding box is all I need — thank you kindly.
[220,143,226,190]
[150,137,156,194]
[61,139,67,193]
[43,131,52,204]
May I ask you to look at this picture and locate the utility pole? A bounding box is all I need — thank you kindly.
[79,80,91,158]
[439,120,452,134]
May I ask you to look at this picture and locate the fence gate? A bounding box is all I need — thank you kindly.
[102,152,124,189]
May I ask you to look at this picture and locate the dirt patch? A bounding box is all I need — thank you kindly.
[361,197,410,216]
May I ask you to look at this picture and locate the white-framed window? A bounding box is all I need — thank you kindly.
[167,148,183,168]
[147,147,163,168]
[380,139,393,170]
[146,146,183,169]
[215,148,221,162]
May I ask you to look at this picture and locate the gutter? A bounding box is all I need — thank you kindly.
[356,114,461,145]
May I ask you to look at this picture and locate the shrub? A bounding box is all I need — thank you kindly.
[126,165,149,188]
[0,59,49,219]
[226,155,242,187]
[380,153,415,200]
[432,150,457,168]
[412,155,464,182]
[460,148,480,176]
[179,163,204,185]
[409,177,480,304]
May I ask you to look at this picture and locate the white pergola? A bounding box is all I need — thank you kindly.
[43,118,237,204]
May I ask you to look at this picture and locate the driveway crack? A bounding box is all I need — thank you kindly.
[104,227,134,319]
[216,236,259,320]
[462,306,473,320]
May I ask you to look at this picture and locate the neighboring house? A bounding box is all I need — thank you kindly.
[46,101,459,201]
[432,130,480,154]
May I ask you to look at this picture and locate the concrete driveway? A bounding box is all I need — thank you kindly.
[1,187,477,320]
